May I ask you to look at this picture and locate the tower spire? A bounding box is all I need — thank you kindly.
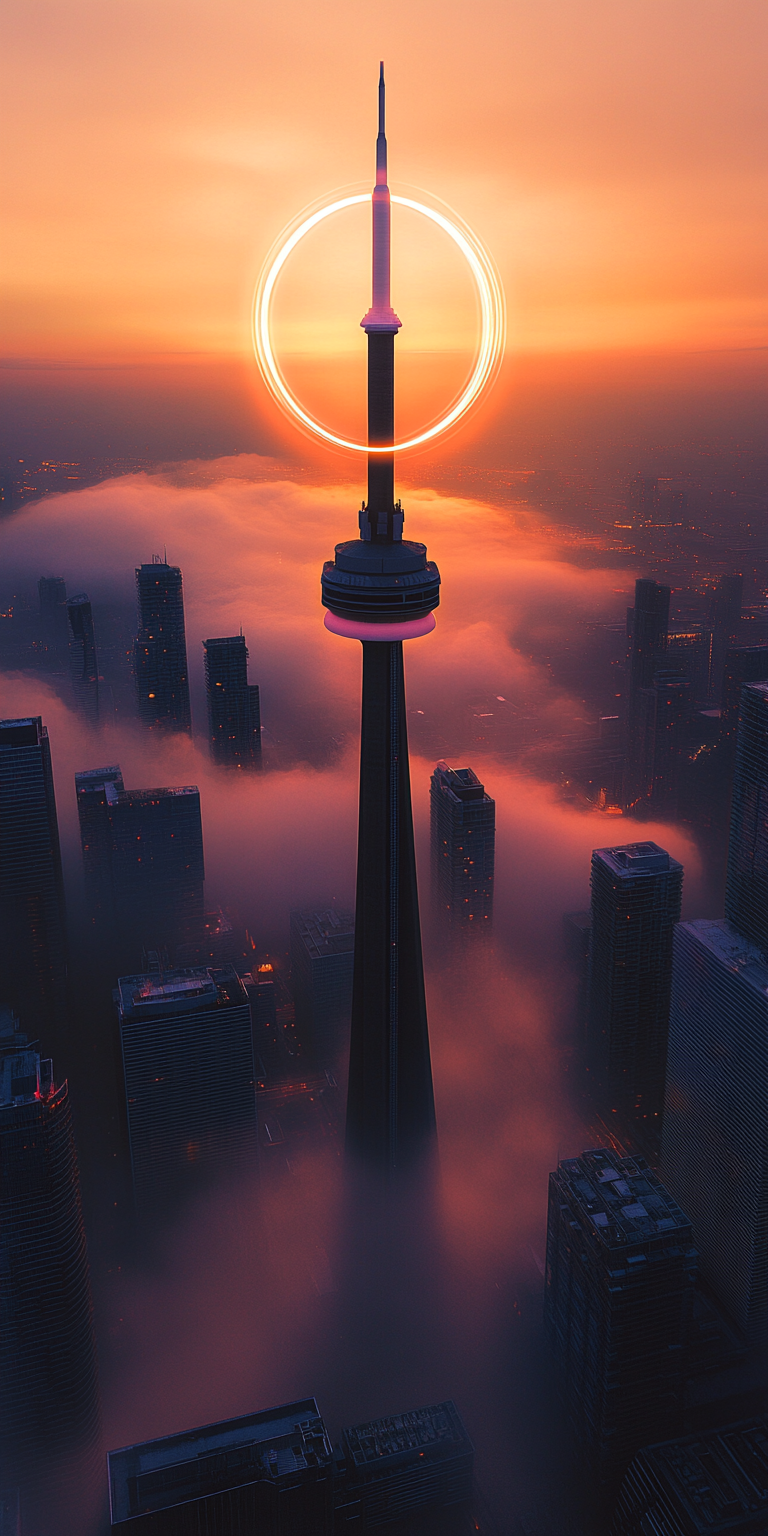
[361,62,402,541]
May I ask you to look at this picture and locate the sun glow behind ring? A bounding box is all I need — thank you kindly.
[252,192,505,453]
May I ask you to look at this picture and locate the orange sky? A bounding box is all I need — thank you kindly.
[3,0,766,442]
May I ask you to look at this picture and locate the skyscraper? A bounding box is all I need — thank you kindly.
[720,646,768,748]
[724,682,767,953]
[203,634,261,768]
[625,578,670,807]
[661,919,768,1339]
[134,558,191,732]
[115,965,258,1217]
[587,841,683,1146]
[708,572,743,701]
[337,1402,474,1529]
[611,1419,768,1536]
[66,593,100,725]
[37,575,68,659]
[0,717,67,1043]
[0,1010,100,1525]
[75,766,204,969]
[430,762,495,944]
[634,670,691,818]
[290,909,355,1067]
[544,1149,696,1488]
[320,67,439,1174]
[108,1399,335,1534]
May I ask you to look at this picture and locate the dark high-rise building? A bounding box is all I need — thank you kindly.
[336,1402,474,1530]
[708,572,743,701]
[75,766,204,968]
[290,909,355,1067]
[610,1418,768,1536]
[66,593,100,724]
[0,1010,100,1525]
[116,965,258,1216]
[0,717,67,1043]
[37,575,68,658]
[203,634,261,768]
[666,624,713,705]
[625,579,671,807]
[720,646,768,748]
[134,558,191,733]
[587,842,683,1145]
[635,670,692,818]
[544,1149,696,1488]
[661,919,768,1339]
[320,68,439,1174]
[108,1399,335,1534]
[724,682,768,953]
[430,761,495,944]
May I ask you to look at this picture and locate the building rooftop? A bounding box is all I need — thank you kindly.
[75,765,123,790]
[117,967,245,1022]
[433,761,491,804]
[108,1400,332,1523]
[342,1403,471,1470]
[0,716,45,747]
[291,910,355,960]
[593,840,681,877]
[676,920,768,1000]
[104,782,199,805]
[622,1418,768,1534]
[553,1149,694,1256]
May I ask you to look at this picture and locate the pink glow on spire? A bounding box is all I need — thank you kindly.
[361,62,402,334]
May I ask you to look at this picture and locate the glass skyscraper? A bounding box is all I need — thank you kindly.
[587,841,683,1146]
[430,761,495,944]
[203,634,261,769]
[134,559,191,733]
[0,717,67,1044]
[0,1010,100,1528]
[724,681,767,954]
[66,593,100,725]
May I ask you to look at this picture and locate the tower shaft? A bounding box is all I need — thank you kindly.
[346,642,436,1168]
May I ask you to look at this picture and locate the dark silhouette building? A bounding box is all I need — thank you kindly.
[0,717,67,1044]
[320,68,439,1174]
[544,1149,696,1490]
[430,762,495,944]
[610,1418,768,1536]
[134,558,191,733]
[290,909,355,1067]
[635,670,692,818]
[0,1010,100,1526]
[336,1401,473,1530]
[66,593,100,724]
[116,965,258,1217]
[720,647,768,749]
[75,765,204,969]
[203,634,261,768]
[708,572,743,702]
[724,682,767,953]
[666,625,713,707]
[37,575,68,659]
[587,841,683,1147]
[661,920,768,1340]
[108,1399,335,1534]
[625,579,671,807]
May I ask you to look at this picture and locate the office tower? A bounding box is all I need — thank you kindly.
[708,572,743,700]
[666,624,713,705]
[724,683,768,953]
[587,841,683,1145]
[336,1402,474,1530]
[134,557,191,732]
[625,578,671,807]
[203,634,261,768]
[75,766,204,968]
[0,1010,100,1522]
[37,574,68,657]
[116,965,258,1216]
[108,1400,335,1534]
[430,762,495,944]
[66,592,100,724]
[661,919,768,1339]
[635,670,692,818]
[320,67,439,1173]
[75,765,125,934]
[290,909,355,1066]
[0,717,67,1042]
[610,1419,768,1536]
[544,1150,696,1487]
[720,646,768,747]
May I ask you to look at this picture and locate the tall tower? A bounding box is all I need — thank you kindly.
[321,66,439,1173]
[134,558,192,733]
[430,762,495,945]
[203,634,261,769]
[66,593,100,725]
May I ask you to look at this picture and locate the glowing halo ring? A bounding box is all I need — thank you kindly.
[252,191,505,453]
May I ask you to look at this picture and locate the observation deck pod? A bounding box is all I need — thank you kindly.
[321,535,440,641]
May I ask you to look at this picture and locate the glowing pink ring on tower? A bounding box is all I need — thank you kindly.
[252,192,505,453]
